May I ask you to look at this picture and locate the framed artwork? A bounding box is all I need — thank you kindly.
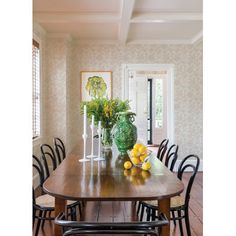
[80,71,112,101]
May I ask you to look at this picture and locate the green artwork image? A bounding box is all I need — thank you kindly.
[85,76,107,99]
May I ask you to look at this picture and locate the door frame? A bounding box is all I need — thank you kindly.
[122,64,175,144]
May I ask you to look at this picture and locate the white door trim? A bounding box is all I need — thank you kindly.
[122,64,175,144]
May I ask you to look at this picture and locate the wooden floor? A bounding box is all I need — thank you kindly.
[35,172,202,236]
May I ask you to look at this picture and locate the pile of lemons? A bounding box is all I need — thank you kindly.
[124,143,152,171]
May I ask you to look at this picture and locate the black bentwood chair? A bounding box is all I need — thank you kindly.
[164,144,179,172]
[53,137,66,164]
[136,144,179,217]
[156,139,169,161]
[138,154,200,236]
[33,155,80,236]
[55,212,169,236]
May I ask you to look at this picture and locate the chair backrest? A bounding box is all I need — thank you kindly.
[177,154,200,205]
[33,155,46,204]
[164,144,179,172]
[55,212,169,236]
[54,137,66,164]
[156,139,169,161]
[40,144,57,179]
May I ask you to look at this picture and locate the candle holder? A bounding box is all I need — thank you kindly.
[86,124,97,159]
[79,134,90,162]
[94,122,105,161]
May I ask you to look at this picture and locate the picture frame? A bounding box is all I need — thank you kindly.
[80,71,112,101]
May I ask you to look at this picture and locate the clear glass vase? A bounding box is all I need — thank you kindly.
[101,127,113,149]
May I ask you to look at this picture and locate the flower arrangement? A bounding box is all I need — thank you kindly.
[81,98,130,128]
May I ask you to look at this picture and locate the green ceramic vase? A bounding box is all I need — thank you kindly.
[113,111,137,155]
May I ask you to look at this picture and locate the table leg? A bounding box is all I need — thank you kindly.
[54,198,66,236]
[158,198,170,236]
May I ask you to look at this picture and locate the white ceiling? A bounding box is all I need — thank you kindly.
[33,0,202,44]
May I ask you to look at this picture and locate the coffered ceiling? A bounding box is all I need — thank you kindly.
[33,0,202,44]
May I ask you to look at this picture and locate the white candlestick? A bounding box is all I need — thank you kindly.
[91,115,94,128]
[87,115,97,159]
[83,105,87,135]
[79,105,89,162]
[94,121,105,161]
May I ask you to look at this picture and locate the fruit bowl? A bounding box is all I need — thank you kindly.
[127,149,152,168]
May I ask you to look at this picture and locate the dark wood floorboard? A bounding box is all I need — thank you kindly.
[34,172,203,236]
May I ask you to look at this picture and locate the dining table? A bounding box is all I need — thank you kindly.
[43,144,184,236]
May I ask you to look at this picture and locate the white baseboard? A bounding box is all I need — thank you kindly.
[173,159,203,172]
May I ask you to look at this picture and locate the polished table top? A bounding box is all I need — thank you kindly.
[43,146,184,201]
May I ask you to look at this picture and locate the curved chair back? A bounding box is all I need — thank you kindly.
[55,212,169,236]
[177,154,200,206]
[40,144,57,179]
[156,139,169,161]
[32,155,46,205]
[53,137,66,164]
[164,144,179,172]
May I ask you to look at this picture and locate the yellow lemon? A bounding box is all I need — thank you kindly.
[131,157,141,165]
[138,146,147,155]
[142,162,151,171]
[140,153,148,162]
[133,143,143,151]
[130,149,140,158]
[124,161,132,170]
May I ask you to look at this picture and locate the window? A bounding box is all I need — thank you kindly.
[155,79,163,128]
[32,39,40,138]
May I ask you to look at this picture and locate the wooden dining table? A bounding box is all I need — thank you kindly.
[43,145,184,236]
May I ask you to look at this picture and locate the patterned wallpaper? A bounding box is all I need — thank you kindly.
[32,29,202,161]
[71,42,203,159]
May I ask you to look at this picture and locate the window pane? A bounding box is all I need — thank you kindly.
[32,41,40,138]
[155,79,163,128]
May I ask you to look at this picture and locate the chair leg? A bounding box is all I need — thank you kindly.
[146,208,151,221]
[41,211,47,228]
[185,208,192,236]
[151,208,156,221]
[139,204,145,221]
[137,201,141,215]
[177,210,184,236]
[35,210,42,236]
[78,202,82,218]
[172,211,177,226]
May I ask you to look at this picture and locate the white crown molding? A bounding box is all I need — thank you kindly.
[75,39,120,45]
[191,30,203,44]
[34,12,120,23]
[47,33,72,42]
[131,12,203,23]
[127,39,193,45]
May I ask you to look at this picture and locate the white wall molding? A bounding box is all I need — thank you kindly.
[122,64,175,144]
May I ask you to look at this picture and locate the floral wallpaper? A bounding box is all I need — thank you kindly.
[33,28,202,161]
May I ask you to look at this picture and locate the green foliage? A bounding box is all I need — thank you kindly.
[81,98,130,128]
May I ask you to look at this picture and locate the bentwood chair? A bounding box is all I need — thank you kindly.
[53,137,66,164]
[55,212,169,236]
[164,144,179,172]
[156,139,169,161]
[33,155,78,236]
[136,143,179,217]
[138,154,200,236]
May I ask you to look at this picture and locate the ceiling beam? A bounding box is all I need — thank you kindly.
[131,12,202,23]
[33,12,120,23]
[119,0,135,44]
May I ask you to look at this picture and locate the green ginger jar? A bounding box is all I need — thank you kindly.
[113,111,137,155]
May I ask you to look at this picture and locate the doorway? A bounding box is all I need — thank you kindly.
[122,64,174,145]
